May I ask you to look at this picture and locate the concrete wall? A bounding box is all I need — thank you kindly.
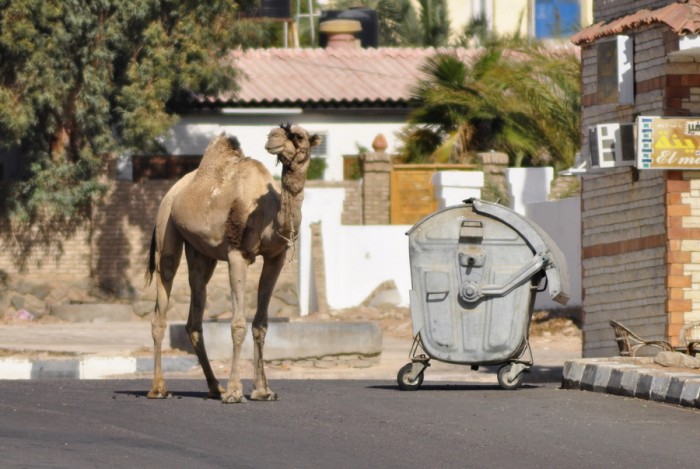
[526,197,582,310]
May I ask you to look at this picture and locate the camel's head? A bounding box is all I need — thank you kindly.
[265,123,322,171]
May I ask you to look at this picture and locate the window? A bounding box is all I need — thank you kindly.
[535,0,580,39]
[310,131,328,158]
[596,35,634,105]
[472,0,492,27]
[307,131,328,180]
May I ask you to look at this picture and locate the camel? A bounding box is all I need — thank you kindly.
[145,124,321,403]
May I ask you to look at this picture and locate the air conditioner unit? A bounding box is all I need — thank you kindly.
[588,123,636,168]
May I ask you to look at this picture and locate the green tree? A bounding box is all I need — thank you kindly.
[417,0,450,47]
[398,41,580,171]
[0,0,243,230]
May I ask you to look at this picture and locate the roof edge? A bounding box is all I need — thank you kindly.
[571,0,700,46]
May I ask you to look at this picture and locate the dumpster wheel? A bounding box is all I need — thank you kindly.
[497,363,526,390]
[397,363,424,391]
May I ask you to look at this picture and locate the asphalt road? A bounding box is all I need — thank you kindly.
[1,379,698,468]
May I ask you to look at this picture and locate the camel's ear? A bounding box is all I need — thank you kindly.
[309,134,322,148]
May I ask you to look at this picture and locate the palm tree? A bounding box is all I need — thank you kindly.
[398,41,580,171]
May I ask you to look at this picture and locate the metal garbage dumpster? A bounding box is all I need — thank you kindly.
[397,198,570,390]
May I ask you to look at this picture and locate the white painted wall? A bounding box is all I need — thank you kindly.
[298,187,346,315]
[299,187,411,314]
[160,112,406,182]
[506,167,554,215]
[432,171,484,208]
[298,182,581,316]
[321,224,412,311]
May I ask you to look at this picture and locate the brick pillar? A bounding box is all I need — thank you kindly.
[478,151,510,204]
[360,134,391,225]
[666,171,700,346]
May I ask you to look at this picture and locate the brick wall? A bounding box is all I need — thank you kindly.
[578,19,679,356]
[580,25,675,159]
[0,179,301,320]
[593,1,672,23]
[581,169,668,357]
[665,51,700,115]
[0,173,370,320]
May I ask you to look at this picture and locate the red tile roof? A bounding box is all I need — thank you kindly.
[572,0,700,45]
[194,47,479,108]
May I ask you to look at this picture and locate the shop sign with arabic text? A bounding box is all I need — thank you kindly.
[638,116,700,170]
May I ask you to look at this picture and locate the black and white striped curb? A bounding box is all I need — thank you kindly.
[0,355,198,380]
[562,358,700,409]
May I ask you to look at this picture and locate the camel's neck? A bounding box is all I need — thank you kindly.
[277,166,307,236]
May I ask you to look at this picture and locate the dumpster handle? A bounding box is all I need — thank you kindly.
[460,254,548,303]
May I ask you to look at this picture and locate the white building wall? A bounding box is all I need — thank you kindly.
[506,167,554,215]
[160,112,406,182]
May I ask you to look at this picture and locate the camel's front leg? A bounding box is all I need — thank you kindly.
[250,252,286,401]
[222,250,248,404]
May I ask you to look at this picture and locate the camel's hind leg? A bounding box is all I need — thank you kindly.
[148,227,183,399]
[250,252,285,401]
[184,243,224,398]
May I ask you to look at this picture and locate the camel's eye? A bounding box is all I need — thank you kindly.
[295,133,304,141]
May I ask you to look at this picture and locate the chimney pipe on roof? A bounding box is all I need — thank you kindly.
[319,19,362,49]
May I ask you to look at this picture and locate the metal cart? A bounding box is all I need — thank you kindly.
[397,199,570,390]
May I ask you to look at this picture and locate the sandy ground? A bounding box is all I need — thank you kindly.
[156,305,583,382]
[0,304,584,382]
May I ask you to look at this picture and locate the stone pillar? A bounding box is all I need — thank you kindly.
[478,151,510,204]
[360,134,392,225]
[309,222,329,313]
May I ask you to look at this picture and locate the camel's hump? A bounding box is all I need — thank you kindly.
[196,134,247,176]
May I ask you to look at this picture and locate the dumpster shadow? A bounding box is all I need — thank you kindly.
[368,383,542,392]
[525,365,565,384]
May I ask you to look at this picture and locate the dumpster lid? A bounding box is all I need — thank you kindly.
[469,199,570,305]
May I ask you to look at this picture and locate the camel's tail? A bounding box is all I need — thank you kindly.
[145,227,156,286]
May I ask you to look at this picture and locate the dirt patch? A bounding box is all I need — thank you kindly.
[295,305,582,340]
[2,303,582,342]
[294,305,413,339]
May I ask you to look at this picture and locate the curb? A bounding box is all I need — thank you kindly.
[0,355,198,380]
[562,358,700,409]
[169,321,383,361]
